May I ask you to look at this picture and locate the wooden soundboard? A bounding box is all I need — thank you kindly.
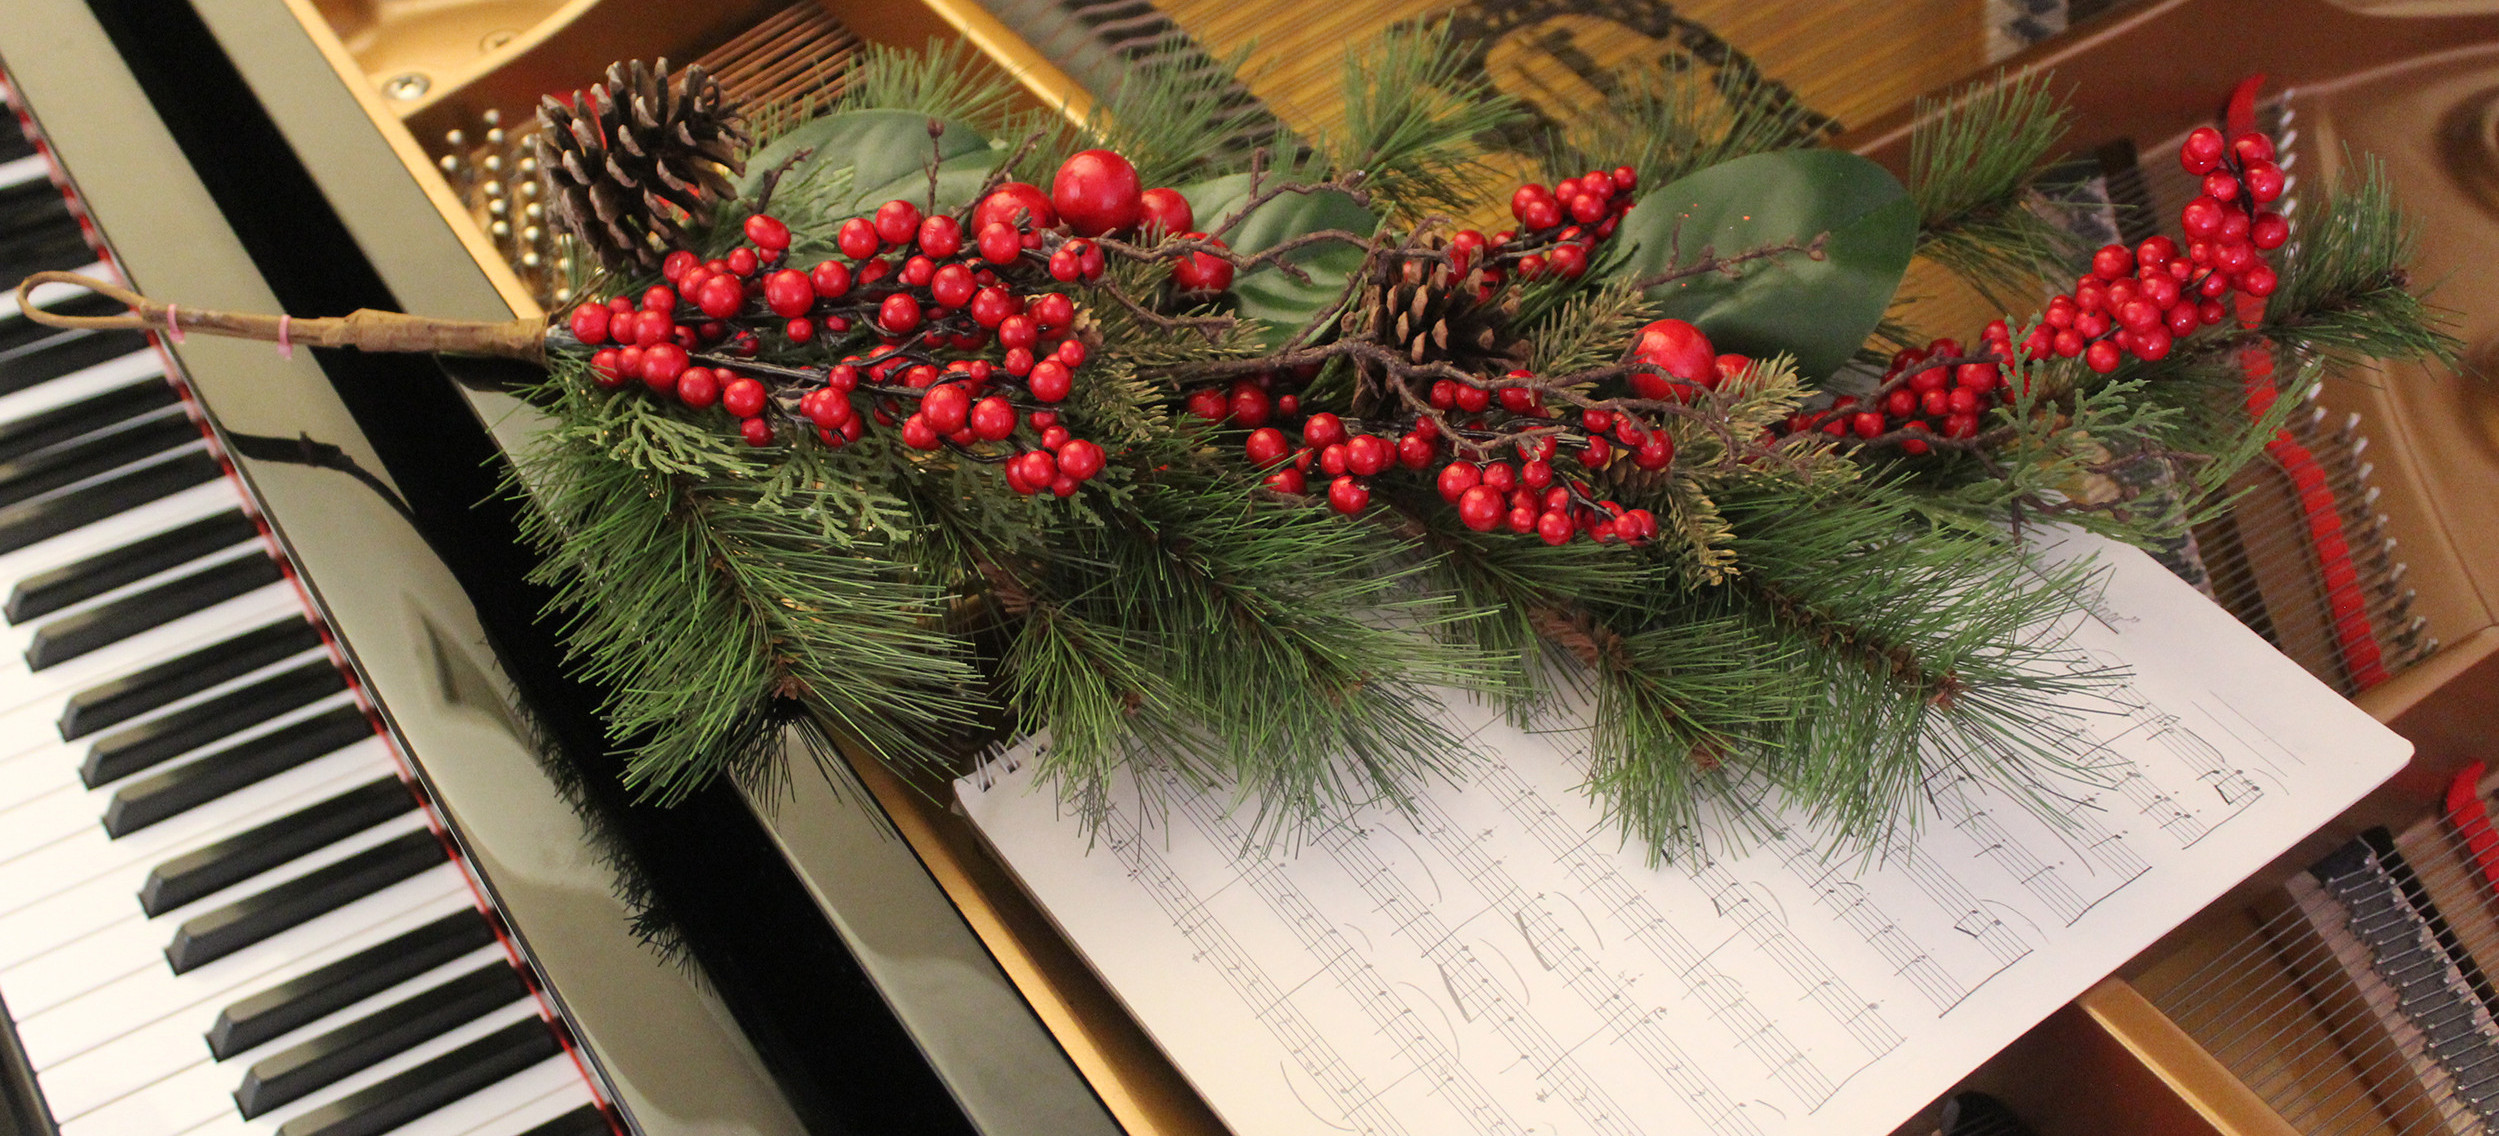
[180,0,2499,1130]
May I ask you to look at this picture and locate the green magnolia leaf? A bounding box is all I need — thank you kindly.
[1607,149,1916,380]
[736,109,991,213]
[1182,173,1378,350]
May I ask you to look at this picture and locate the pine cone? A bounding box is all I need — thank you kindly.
[536,60,753,272]
[1356,238,1527,387]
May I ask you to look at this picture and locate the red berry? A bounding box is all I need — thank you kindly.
[1053,150,1143,237]
[2092,244,2132,280]
[2202,171,2241,203]
[697,275,745,320]
[922,384,970,433]
[2242,161,2286,204]
[1029,360,1073,403]
[568,303,611,345]
[2180,126,2226,175]
[1345,434,1392,477]
[916,214,964,259]
[678,367,721,409]
[1628,318,1715,400]
[1187,387,1228,421]
[2181,196,2227,240]
[1227,383,1272,427]
[1266,466,1306,494]
[1173,233,1235,292]
[879,293,923,335]
[1547,242,1588,278]
[740,417,775,447]
[761,269,812,319]
[1304,412,1348,448]
[2084,340,2122,373]
[727,248,759,277]
[874,200,923,247]
[1246,427,1291,467]
[1319,444,1348,477]
[1328,475,1370,515]
[744,214,791,252]
[1454,383,1491,413]
[1031,293,1075,329]
[640,286,676,315]
[1058,439,1105,481]
[1536,511,1574,545]
[721,376,767,418]
[1056,340,1087,370]
[2250,212,2290,251]
[969,396,1017,441]
[1137,187,1194,238]
[2237,263,2278,298]
[1398,433,1435,470]
[969,287,1018,329]
[838,218,880,259]
[1457,485,1503,531]
[662,249,699,282]
[1437,461,1480,501]
[641,343,689,393]
[975,183,1057,232]
[931,263,976,309]
[589,348,627,387]
[900,414,940,450]
[2233,131,2276,164]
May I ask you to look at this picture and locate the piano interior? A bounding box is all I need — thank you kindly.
[7,0,2499,1132]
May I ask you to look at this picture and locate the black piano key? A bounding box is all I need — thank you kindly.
[0,211,86,282]
[0,448,221,555]
[210,909,496,1059]
[83,657,343,787]
[0,412,193,510]
[0,326,151,397]
[59,617,318,738]
[11,507,254,624]
[274,1017,558,1136]
[519,1104,614,1136]
[236,962,528,1118]
[104,705,371,837]
[141,776,413,915]
[0,120,31,164]
[166,829,446,974]
[0,290,121,355]
[26,550,279,669]
[0,373,177,464]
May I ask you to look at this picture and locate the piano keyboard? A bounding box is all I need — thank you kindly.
[0,92,611,1136]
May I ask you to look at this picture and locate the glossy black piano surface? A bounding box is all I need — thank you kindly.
[0,0,1120,1132]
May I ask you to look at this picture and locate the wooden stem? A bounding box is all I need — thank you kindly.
[12,271,547,366]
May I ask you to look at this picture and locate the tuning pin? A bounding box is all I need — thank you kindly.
[485,126,506,148]
[437,154,461,175]
[521,225,542,244]
[490,219,511,238]
[517,155,538,175]
[482,180,505,199]
[481,107,501,127]
[487,198,509,218]
[522,201,543,222]
[553,285,575,303]
[516,180,538,200]
[481,154,503,175]
[521,251,542,269]
[445,128,466,149]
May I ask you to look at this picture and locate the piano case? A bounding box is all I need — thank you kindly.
[9,0,2499,1132]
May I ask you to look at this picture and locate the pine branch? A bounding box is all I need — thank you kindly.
[1329,21,1523,219]
[1089,42,1277,189]
[1908,71,2078,300]
[1532,56,1828,193]
[2263,154,2461,366]
[839,37,1023,133]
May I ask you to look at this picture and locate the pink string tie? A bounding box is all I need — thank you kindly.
[162,302,184,343]
[276,315,293,360]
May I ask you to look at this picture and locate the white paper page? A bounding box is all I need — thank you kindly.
[958,531,2412,1135]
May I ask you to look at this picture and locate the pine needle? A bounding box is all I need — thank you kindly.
[2264,153,2462,366]
[839,38,1023,132]
[1329,21,1524,218]
[1532,56,1830,193]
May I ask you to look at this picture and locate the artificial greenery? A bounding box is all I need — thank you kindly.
[512,27,2452,853]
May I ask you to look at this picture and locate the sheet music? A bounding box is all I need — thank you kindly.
[956,530,2412,1135]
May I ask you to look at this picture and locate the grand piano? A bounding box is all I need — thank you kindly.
[4,0,2499,1133]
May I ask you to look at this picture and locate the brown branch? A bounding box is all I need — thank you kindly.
[1746,577,1964,709]
[750,146,816,218]
[1626,232,1829,292]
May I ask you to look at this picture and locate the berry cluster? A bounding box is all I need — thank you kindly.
[1473,168,1641,283]
[2021,125,2288,376]
[1794,324,2018,453]
[1789,123,2289,458]
[559,147,1220,496]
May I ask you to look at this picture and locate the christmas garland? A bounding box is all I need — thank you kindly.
[19,33,2452,851]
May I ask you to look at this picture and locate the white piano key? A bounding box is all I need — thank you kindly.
[0,543,270,656]
[0,735,401,978]
[0,261,111,325]
[453,1074,601,1136]
[0,579,301,716]
[15,867,472,1066]
[0,478,245,605]
[411,1053,593,1136]
[0,781,92,863]
[0,784,422,982]
[0,153,49,191]
[0,348,166,424]
[34,935,508,1122]
[0,640,329,776]
[0,727,376,918]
